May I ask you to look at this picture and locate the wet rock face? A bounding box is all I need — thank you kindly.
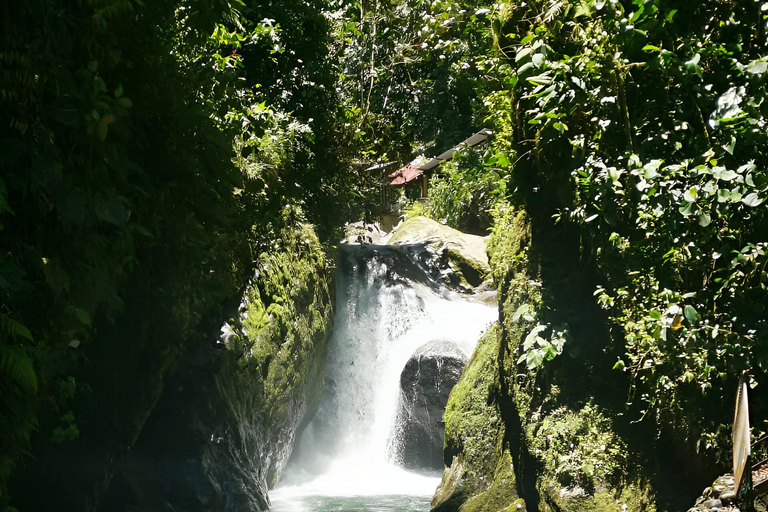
[393,340,468,470]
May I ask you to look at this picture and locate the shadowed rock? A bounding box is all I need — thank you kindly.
[393,340,468,470]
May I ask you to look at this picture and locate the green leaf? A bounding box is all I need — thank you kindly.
[517,62,535,77]
[665,9,678,21]
[742,192,764,207]
[698,212,711,227]
[513,304,536,322]
[117,97,133,108]
[74,308,92,327]
[685,54,702,78]
[523,324,548,350]
[95,121,108,141]
[516,47,532,63]
[0,314,33,341]
[684,305,699,326]
[713,167,737,181]
[748,60,768,75]
[96,194,127,225]
[527,72,552,85]
[679,202,695,217]
[496,153,511,167]
[528,350,544,369]
[0,345,38,394]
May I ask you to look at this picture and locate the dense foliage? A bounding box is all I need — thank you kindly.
[476,0,768,462]
[0,0,366,508]
[371,0,768,469]
[426,147,508,234]
[2,0,768,508]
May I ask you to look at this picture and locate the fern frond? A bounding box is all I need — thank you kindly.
[543,0,564,23]
[0,314,32,341]
[0,345,38,394]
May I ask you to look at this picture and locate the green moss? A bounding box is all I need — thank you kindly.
[223,221,334,486]
[530,403,625,491]
[437,204,656,511]
[530,402,657,512]
[537,480,656,512]
[461,452,524,512]
[443,323,503,472]
[435,323,527,512]
[487,205,531,289]
[443,247,487,288]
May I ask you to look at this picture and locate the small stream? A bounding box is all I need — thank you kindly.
[270,245,496,511]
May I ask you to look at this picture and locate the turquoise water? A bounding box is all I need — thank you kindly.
[269,494,432,512]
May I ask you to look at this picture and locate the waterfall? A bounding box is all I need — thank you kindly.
[271,245,496,509]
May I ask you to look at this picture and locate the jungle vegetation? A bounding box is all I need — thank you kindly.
[1,0,767,510]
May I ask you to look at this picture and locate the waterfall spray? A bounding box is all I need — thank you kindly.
[271,245,496,509]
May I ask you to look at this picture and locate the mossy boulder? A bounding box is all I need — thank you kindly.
[388,216,490,291]
[527,400,656,512]
[432,323,526,512]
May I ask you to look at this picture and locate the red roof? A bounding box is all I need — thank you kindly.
[388,165,423,186]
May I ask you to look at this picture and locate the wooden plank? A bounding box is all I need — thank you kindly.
[734,373,752,495]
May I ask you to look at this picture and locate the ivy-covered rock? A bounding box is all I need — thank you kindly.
[433,206,656,512]
[433,323,526,512]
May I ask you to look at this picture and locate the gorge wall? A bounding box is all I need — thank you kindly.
[9,222,333,512]
[432,209,712,512]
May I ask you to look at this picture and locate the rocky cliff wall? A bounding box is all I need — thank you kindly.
[432,208,659,512]
[99,222,334,512]
[10,222,333,512]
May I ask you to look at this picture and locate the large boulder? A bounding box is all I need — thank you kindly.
[388,217,491,292]
[393,340,468,470]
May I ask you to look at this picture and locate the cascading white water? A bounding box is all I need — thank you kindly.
[270,245,496,511]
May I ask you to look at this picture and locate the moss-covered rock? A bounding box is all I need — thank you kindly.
[388,216,490,291]
[93,221,334,512]
[433,323,526,512]
[236,222,333,487]
[434,204,657,512]
[528,399,656,512]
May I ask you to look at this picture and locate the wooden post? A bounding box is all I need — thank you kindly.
[734,371,752,500]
